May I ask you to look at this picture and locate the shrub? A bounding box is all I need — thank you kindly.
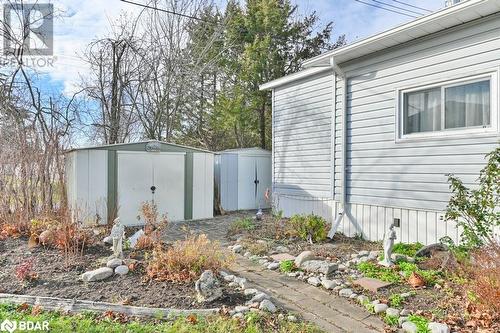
[407,314,430,333]
[279,260,295,273]
[239,239,269,255]
[145,234,233,282]
[446,148,499,249]
[15,259,38,282]
[392,242,424,257]
[229,218,256,234]
[136,202,168,250]
[289,214,328,244]
[464,244,500,315]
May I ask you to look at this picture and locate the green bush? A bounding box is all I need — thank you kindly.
[408,314,430,333]
[289,214,328,243]
[446,147,499,249]
[398,262,441,285]
[392,243,424,257]
[229,218,256,234]
[279,259,295,273]
[356,262,401,283]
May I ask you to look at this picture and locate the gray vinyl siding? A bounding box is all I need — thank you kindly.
[334,13,500,211]
[273,70,334,198]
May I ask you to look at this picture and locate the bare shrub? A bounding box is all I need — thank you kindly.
[135,202,168,250]
[466,244,500,315]
[146,234,233,282]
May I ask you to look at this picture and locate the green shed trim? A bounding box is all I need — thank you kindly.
[107,150,118,223]
[184,153,193,220]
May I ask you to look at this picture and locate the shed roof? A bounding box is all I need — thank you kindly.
[65,140,214,154]
[217,147,271,155]
[260,0,500,90]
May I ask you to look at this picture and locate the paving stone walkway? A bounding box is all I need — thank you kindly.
[231,258,385,333]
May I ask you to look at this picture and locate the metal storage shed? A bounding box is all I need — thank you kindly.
[215,148,272,211]
[65,140,214,226]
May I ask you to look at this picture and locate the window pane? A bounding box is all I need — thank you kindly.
[403,88,441,134]
[445,80,490,129]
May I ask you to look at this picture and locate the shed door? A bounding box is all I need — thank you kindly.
[117,152,185,225]
[238,155,270,210]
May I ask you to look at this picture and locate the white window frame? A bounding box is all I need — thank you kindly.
[395,71,499,142]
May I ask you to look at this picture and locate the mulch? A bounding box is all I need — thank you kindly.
[0,237,245,309]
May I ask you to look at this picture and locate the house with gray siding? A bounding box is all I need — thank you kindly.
[260,0,500,245]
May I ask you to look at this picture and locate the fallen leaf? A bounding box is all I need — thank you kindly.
[186,314,198,324]
[31,305,42,315]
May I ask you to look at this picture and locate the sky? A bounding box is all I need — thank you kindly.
[4,0,445,96]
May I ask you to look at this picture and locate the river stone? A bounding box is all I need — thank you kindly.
[276,246,289,252]
[386,307,400,317]
[374,303,388,313]
[399,317,409,327]
[81,267,114,282]
[232,244,243,253]
[400,309,411,316]
[294,251,315,267]
[259,299,277,313]
[102,235,112,244]
[244,288,258,296]
[402,321,418,333]
[321,279,337,290]
[195,270,223,303]
[114,265,129,276]
[223,274,235,282]
[234,305,249,313]
[106,258,123,269]
[339,288,353,297]
[267,262,279,270]
[307,276,321,287]
[357,295,369,304]
[300,260,337,275]
[428,322,450,333]
[250,292,269,303]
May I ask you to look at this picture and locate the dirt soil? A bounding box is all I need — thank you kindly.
[0,237,245,309]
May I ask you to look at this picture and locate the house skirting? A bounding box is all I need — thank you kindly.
[273,194,460,246]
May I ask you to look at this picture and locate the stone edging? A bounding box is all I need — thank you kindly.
[0,293,220,318]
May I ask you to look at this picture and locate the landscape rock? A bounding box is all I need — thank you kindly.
[195,270,223,303]
[128,229,144,248]
[278,313,285,320]
[232,244,243,253]
[39,230,55,245]
[81,267,114,282]
[402,321,418,333]
[267,262,279,270]
[321,279,337,290]
[294,251,315,267]
[250,292,269,303]
[339,288,354,297]
[307,276,321,287]
[358,250,369,257]
[428,322,450,333]
[415,243,448,257]
[106,258,123,269]
[259,299,277,313]
[114,265,129,276]
[349,293,358,299]
[234,305,249,313]
[229,282,239,288]
[232,312,244,319]
[374,303,388,314]
[400,309,411,316]
[300,260,337,275]
[357,295,369,304]
[102,235,112,245]
[399,317,408,327]
[386,307,400,317]
[233,277,247,288]
[223,274,235,282]
[244,252,252,258]
[258,259,269,265]
[244,288,258,296]
[287,315,298,322]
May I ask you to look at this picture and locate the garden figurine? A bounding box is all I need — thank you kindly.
[379,223,397,267]
[110,217,125,258]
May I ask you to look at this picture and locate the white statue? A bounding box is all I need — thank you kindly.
[110,217,125,258]
[378,223,397,267]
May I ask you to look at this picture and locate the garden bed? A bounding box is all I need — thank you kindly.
[0,237,245,310]
[227,214,500,333]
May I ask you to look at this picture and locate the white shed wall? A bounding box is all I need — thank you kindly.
[192,153,214,219]
[67,150,108,225]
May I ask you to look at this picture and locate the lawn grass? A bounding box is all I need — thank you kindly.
[0,303,323,333]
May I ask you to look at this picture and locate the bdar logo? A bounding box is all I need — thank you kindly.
[0,319,17,333]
